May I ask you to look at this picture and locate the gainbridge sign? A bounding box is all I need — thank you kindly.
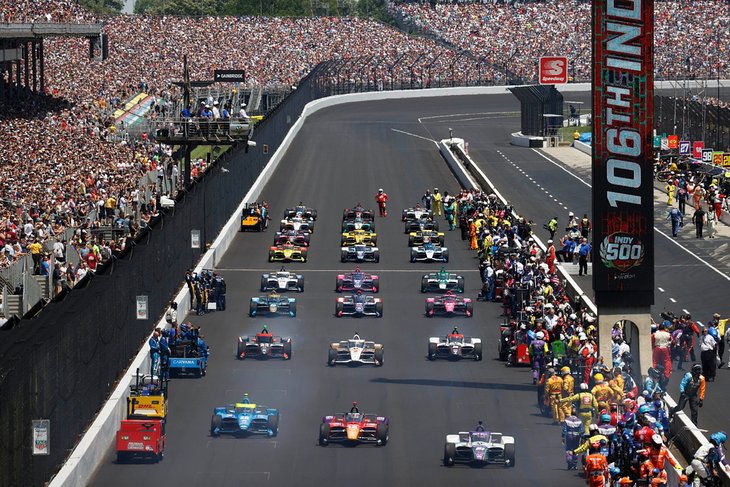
[592,0,654,307]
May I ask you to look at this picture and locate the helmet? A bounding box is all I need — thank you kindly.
[594,373,604,382]
[638,404,651,415]
[610,403,618,411]
[580,382,589,391]
[561,366,571,375]
[569,313,577,320]
[648,367,659,377]
[378,188,383,193]
[601,414,612,424]
[589,424,599,434]
[710,431,728,445]
[536,331,545,340]
[692,364,702,375]
[579,332,587,341]
[651,434,663,447]
[520,324,527,330]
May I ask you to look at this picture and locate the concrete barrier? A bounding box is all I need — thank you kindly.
[573,140,591,155]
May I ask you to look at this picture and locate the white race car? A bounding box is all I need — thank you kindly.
[443,428,515,467]
[327,334,383,366]
[428,331,482,361]
[260,269,304,292]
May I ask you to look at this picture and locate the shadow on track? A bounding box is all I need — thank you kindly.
[371,377,534,392]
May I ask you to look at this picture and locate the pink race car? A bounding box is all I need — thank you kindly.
[425,291,473,318]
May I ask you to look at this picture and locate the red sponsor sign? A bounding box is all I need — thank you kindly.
[592,0,654,306]
[693,141,704,159]
[539,56,568,84]
[667,135,678,149]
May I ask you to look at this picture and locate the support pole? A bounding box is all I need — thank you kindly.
[39,40,44,94]
[184,145,192,188]
[24,42,29,96]
[31,40,37,94]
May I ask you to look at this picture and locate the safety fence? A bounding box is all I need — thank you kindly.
[655,92,730,152]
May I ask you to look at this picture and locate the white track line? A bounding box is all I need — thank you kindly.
[217,268,481,273]
[390,128,437,144]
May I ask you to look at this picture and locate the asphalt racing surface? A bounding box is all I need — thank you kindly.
[89,95,586,487]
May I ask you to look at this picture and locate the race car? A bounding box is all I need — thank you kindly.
[268,243,307,262]
[341,229,377,247]
[279,217,314,234]
[284,204,317,221]
[425,291,473,318]
[343,205,375,223]
[327,333,383,366]
[405,217,439,234]
[260,268,304,292]
[410,242,449,263]
[421,268,464,293]
[335,293,383,317]
[237,327,292,360]
[336,267,379,293]
[273,230,310,247]
[428,331,482,361]
[249,292,297,317]
[342,218,374,232]
[240,204,265,231]
[210,393,279,437]
[408,229,445,247]
[319,402,388,446]
[402,205,433,222]
[341,244,380,263]
[443,428,516,467]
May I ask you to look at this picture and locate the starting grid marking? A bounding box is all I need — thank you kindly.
[496,150,570,211]
[216,268,481,273]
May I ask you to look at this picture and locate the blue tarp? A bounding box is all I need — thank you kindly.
[578,133,592,143]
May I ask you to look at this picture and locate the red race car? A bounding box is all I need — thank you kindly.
[425,291,473,318]
[319,402,389,447]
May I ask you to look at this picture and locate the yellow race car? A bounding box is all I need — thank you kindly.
[268,243,307,262]
[408,230,445,247]
[341,229,377,247]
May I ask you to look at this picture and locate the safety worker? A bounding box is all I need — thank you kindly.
[546,240,556,274]
[579,213,592,238]
[529,331,548,385]
[665,181,675,205]
[469,219,477,250]
[545,368,564,423]
[374,188,388,217]
[574,424,609,456]
[547,216,558,240]
[607,368,625,405]
[670,363,706,425]
[213,272,226,311]
[560,366,575,419]
[432,188,442,216]
[592,374,613,417]
[636,449,658,482]
[561,382,598,434]
[578,333,595,384]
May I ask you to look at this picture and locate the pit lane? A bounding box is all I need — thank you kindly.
[88,95,586,486]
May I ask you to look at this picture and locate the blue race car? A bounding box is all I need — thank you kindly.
[210,394,280,437]
[249,292,297,317]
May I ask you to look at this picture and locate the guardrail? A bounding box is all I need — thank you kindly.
[440,139,730,487]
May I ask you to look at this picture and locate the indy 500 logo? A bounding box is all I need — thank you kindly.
[599,232,644,272]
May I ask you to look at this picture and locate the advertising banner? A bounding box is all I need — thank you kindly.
[667,135,678,149]
[678,140,690,155]
[539,56,568,84]
[693,141,704,159]
[592,0,654,306]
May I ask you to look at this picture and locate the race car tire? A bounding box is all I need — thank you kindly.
[456,276,465,293]
[268,414,279,437]
[302,253,308,263]
[371,277,380,293]
[309,224,314,234]
[156,451,164,463]
[428,343,437,361]
[237,340,246,360]
[260,276,268,292]
[474,342,483,361]
[283,340,292,360]
[375,301,383,318]
[116,452,129,464]
[421,277,428,293]
[210,414,222,437]
[319,423,330,446]
[340,250,348,263]
[404,223,409,234]
[303,234,311,245]
[410,250,417,263]
[249,300,257,317]
[444,443,456,467]
[402,210,407,221]
[268,251,274,262]
[443,249,449,263]
[374,251,380,263]
[340,238,347,247]
[297,276,304,292]
[374,347,384,366]
[335,277,344,292]
[280,222,285,231]
[408,235,415,247]
[311,209,317,220]
[504,443,516,467]
[335,301,344,317]
[466,301,474,317]
[290,301,297,317]
[328,348,337,366]
[376,423,388,446]
[425,301,434,317]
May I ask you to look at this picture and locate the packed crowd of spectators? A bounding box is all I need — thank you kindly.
[0,1,728,276]
[390,0,730,82]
